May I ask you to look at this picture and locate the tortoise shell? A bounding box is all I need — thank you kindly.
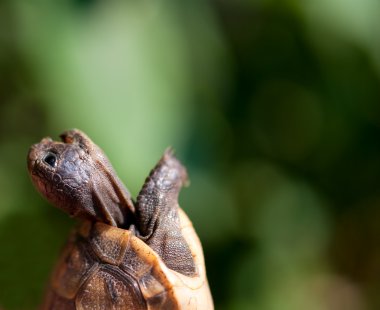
[42,209,212,309]
[27,129,213,310]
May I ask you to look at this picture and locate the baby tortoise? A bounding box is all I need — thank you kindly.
[27,129,213,310]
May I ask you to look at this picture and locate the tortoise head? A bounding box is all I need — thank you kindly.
[27,129,135,227]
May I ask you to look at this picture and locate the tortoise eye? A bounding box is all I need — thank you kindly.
[44,152,57,168]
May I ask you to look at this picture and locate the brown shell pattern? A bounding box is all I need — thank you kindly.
[41,209,213,310]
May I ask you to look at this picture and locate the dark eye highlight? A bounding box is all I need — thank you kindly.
[44,152,57,167]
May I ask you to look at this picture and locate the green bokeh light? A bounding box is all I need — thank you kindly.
[1,1,380,309]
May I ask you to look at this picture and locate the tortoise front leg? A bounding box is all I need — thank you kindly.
[136,149,197,277]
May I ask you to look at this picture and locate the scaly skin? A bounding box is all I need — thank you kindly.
[27,129,196,276]
[27,129,135,227]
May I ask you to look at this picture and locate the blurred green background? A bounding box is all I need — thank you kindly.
[1,0,380,309]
